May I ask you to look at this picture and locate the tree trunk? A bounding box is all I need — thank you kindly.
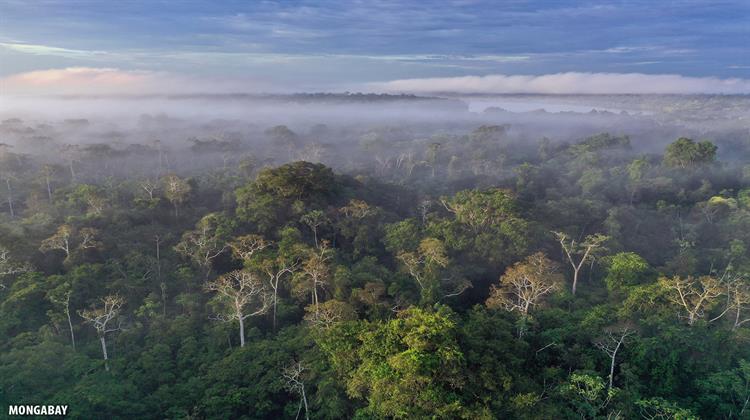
[301,384,309,420]
[160,282,167,317]
[100,336,109,371]
[736,306,741,329]
[239,316,245,347]
[155,237,161,281]
[295,397,304,420]
[572,269,579,295]
[66,302,76,351]
[69,160,76,183]
[272,285,278,330]
[46,176,53,201]
[6,179,13,218]
[312,287,319,314]
[157,149,163,177]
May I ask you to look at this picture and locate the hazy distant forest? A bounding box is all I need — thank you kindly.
[1,94,750,419]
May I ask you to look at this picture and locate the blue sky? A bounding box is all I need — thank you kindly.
[0,0,748,93]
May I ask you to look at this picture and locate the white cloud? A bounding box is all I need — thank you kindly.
[0,42,108,58]
[336,54,530,63]
[368,72,750,94]
[601,46,658,54]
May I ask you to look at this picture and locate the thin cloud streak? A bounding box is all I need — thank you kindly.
[0,42,109,58]
[0,41,529,65]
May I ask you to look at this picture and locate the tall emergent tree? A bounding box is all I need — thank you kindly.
[397,237,450,305]
[47,282,76,350]
[162,174,191,217]
[594,326,635,391]
[554,232,609,295]
[174,214,229,278]
[659,275,729,326]
[486,252,563,336]
[663,137,717,169]
[205,270,269,347]
[295,243,332,316]
[40,224,73,259]
[0,246,32,289]
[260,255,298,330]
[282,361,310,420]
[78,295,124,371]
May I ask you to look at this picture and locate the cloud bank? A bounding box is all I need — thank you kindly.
[3,68,750,96]
[369,73,750,94]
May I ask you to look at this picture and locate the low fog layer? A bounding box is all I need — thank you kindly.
[369,73,750,95]
[0,93,748,182]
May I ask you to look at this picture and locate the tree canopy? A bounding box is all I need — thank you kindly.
[0,124,747,419]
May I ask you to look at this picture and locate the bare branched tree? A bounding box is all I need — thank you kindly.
[282,361,310,420]
[397,251,429,292]
[3,173,16,218]
[397,237,449,293]
[300,210,329,249]
[49,287,76,350]
[339,199,375,219]
[84,190,106,216]
[78,227,102,250]
[440,276,472,300]
[40,225,103,260]
[298,244,332,316]
[60,144,80,183]
[303,300,355,330]
[40,164,59,201]
[714,268,750,330]
[487,252,563,316]
[40,224,73,258]
[205,270,269,347]
[260,257,299,330]
[659,275,729,326]
[162,174,191,217]
[554,232,609,295]
[139,178,159,200]
[729,278,750,329]
[0,246,33,289]
[229,234,269,262]
[79,295,124,371]
[595,327,635,391]
[486,252,563,336]
[175,217,228,278]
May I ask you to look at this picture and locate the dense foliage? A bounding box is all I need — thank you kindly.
[1,122,750,419]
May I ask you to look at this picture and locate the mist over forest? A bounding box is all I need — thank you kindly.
[2,93,748,179]
[1,90,750,419]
